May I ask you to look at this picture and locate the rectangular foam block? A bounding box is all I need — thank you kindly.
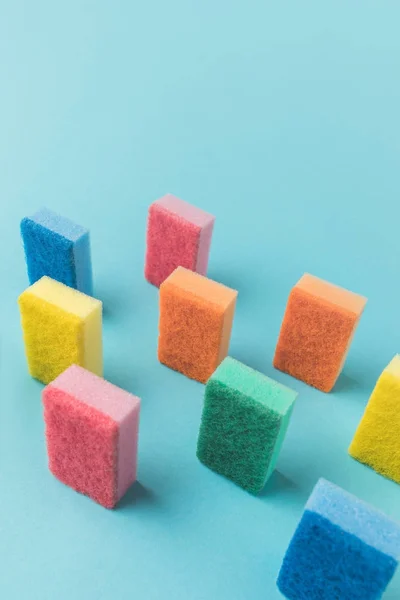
[43,365,140,508]
[21,207,93,295]
[145,194,215,287]
[277,478,400,599]
[158,267,237,383]
[349,355,400,484]
[274,273,367,392]
[18,276,102,384]
[197,357,297,493]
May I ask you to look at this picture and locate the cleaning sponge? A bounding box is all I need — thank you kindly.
[274,273,367,392]
[158,267,237,383]
[277,478,400,599]
[43,365,140,508]
[145,194,215,287]
[21,207,93,295]
[349,355,400,484]
[197,357,297,493]
[18,276,102,384]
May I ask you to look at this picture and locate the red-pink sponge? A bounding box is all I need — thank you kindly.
[43,364,140,508]
[145,194,215,287]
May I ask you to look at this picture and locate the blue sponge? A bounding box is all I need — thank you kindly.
[21,208,93,295]
[277,478,400,599]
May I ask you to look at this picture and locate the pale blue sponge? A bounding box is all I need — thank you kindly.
[21,208,93,295]
[277,478,400,599]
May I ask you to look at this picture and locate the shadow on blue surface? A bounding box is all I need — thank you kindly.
[118,481,158,510]
[260,471,302,500]
[334,373,367,395]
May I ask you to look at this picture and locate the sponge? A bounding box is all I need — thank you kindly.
[21,207,93,295]
[349,355,400,484]
[43,365,140,508]
[197,357,297,493]
[145,194,215,287]
[158,267,237,383]
[274,273,367,392]
[18,276,102,384]
[277,478,400,599]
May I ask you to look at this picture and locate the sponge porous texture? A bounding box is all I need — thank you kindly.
[277,478,400,599]
[145,194,215,287]
[43,365,140,508]
[274,273,367,392]
[158,267,237,383]
[21,207,93,295]
[349,355,400,484]
[197,357,297,493]
[18,276,102,384]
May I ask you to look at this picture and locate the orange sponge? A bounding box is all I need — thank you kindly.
[273,274,367,392]
[158,267,237,383]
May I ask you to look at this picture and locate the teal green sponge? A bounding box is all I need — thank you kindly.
[196,357,297,494]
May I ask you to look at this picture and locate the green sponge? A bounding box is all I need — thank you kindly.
[196,357,297,494]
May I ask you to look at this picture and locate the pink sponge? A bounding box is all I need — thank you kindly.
[145,193,215,287]
[43,364,140,508]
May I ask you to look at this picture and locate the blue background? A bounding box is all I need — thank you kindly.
[1,1,400,598]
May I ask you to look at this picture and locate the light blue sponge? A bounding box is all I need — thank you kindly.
[21,208,93,295]
[278,478,400,599]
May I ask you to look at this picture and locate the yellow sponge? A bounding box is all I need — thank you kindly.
[349,355,400,484]
[18,276,102,384]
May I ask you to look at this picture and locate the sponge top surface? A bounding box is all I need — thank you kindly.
[154,194,215,229]
[296,273,367,315]
[211,357,297,415]
[48,364,140,423]
[18,276,100,319]
[306,478,400,560]
[27,208,88,243]
[162,267,237,310]
[385,355,400,380]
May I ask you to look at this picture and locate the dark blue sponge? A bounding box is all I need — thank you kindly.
[277,478,400,599]
[21,208,93,295]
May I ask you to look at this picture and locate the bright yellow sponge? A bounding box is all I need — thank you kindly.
[18,276,102,384]
[349,355,400,484]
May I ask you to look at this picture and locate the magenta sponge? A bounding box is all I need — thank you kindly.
[145,194,215,287]
[43,365,140,508]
